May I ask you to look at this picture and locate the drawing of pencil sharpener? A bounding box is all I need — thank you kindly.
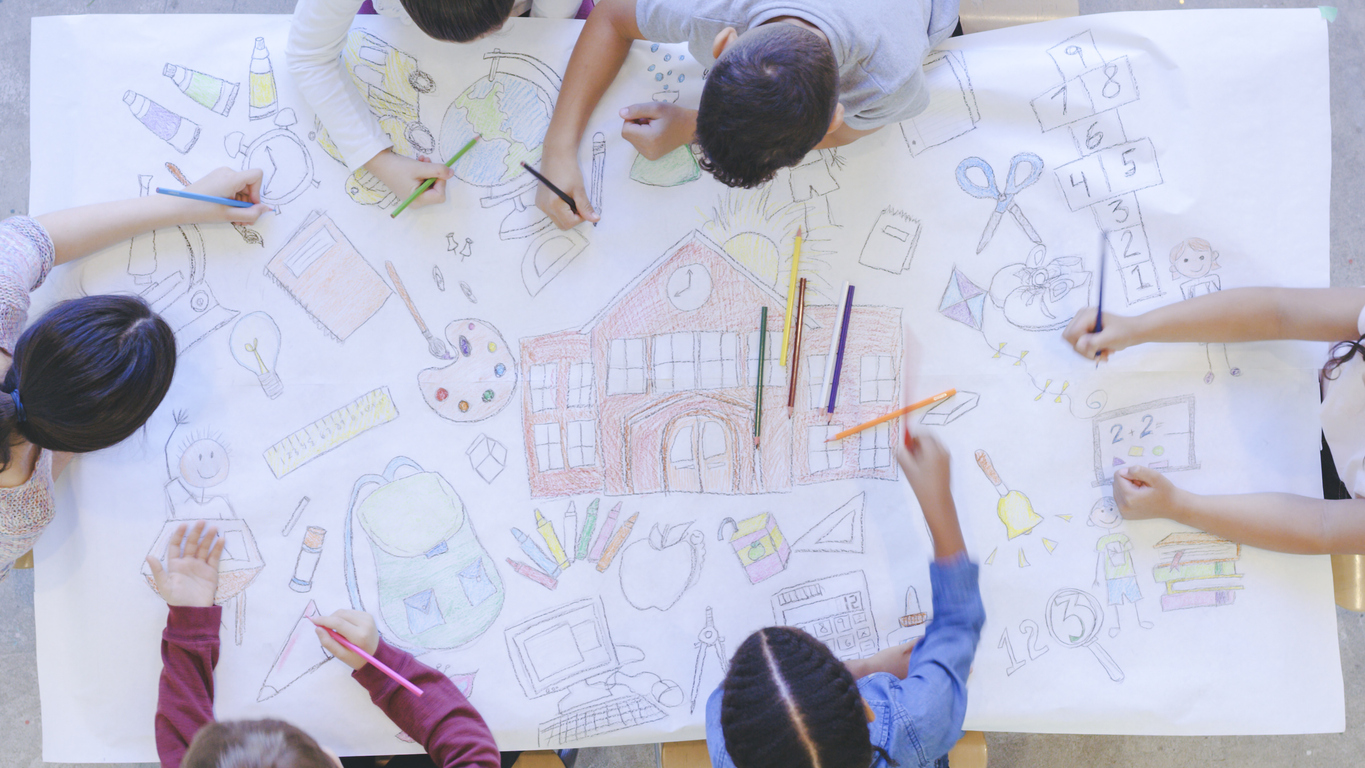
[718,513,790,584]
[886,586,928,647]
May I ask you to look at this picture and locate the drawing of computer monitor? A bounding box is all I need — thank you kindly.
[505,597,618,713]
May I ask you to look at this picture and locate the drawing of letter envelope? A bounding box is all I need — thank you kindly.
[718,513,790,584]
[344,456,503,650]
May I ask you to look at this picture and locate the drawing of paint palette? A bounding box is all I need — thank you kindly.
[1091,395,1198,485]
[418,319,518,422]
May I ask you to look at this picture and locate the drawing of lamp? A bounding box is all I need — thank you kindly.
[439,50,562,240]
[229,312,283,399]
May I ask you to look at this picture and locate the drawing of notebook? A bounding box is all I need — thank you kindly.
[266,211,391,341]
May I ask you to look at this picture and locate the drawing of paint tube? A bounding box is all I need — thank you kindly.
[123,91,200,154]
[288,526,326,593]
[590,132,606,221]
[249,37,279,121]
[164,64,240,116]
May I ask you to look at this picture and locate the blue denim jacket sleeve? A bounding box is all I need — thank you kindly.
[867,554,985,766]
[704,684,737,768]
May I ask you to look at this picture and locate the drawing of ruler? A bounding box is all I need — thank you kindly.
[263,387,398,478]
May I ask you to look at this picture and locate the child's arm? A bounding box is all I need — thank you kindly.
[1064,287,1365,361]
[34,168,270,265]
[316,611,501,768]
[812,123,881,150]
[1115,465,1365,554]
[535,0,642,229]
[898,432,967,559]
[146,522,224,768]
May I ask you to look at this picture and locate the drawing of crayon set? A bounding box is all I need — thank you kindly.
[506,499,640,590]
[718,513,790,584]
[1152,532,1243,610]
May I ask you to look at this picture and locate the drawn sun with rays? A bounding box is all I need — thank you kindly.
[698,186,841,304]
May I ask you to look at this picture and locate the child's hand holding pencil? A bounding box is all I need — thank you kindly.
[312,609,381,671]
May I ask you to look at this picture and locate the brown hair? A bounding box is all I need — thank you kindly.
[182,719,334,768]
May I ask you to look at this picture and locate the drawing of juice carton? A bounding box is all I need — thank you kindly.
[718,513,790,584]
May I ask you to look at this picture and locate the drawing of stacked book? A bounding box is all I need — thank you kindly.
[1152,532,1243,610]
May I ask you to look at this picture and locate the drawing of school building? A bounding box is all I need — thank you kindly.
[519,231,902,499]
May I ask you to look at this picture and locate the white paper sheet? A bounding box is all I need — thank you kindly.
[29,9,1339,761]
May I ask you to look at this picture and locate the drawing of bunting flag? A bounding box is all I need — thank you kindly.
[939,268,986,330]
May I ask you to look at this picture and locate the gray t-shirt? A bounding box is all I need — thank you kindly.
[636,0,959,130]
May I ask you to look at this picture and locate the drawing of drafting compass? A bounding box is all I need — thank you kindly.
[690,606,727,713]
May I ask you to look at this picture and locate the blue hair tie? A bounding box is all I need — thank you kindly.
[10,389,26,423]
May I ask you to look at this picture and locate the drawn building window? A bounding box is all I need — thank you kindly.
[860,355,896,403]
[809,425,844,472]
[566,420,596,468]
[807,354,828,409]
[653,332,697,392]
[607,338,646,395]
[859,424,893,469]
[533,422,564,472]
[698,332,740,389]
[747,331,784,384]
[567,362,595,408]
[530,364,558,412]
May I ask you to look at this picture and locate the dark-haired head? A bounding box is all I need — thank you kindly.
[183,719,337,768]
[0,295,175,468]
[400,0,515,43]
[695,24,840,189]
[720,626,892,768]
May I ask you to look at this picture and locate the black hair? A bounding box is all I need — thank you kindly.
[720,626,896,768]
[0,295,176,469]
[1324,335,1365,380]
[182,719,334,768]
[400,0,515,43]
[695,24,840,189]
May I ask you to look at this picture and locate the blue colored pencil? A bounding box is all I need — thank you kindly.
[155,187,254,208]
[826,284,856,419]
[512,527,561,577]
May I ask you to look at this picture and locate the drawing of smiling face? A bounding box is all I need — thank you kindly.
[1088,496,1121,529]
[180,439,230,488]
[1169,238,1219,281]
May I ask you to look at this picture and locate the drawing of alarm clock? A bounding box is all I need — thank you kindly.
[418,319,518,422]
[224,108,319,208]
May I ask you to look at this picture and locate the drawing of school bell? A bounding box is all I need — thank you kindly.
[987,245,1092,332]
[975,450,1042,539]
[345,456,503,650]
[225,108,319,209]
[124,222,239,355]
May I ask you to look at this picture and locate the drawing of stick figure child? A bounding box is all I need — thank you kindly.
[164,409,234,521]
[1090,496,1153,638]
[1170,238,1240,384]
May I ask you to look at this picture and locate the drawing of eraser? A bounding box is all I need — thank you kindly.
[920,391,980,426]
[1128,446,1144,457]
[1148,460,1169,469]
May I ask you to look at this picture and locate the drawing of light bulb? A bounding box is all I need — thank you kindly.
[230,312,283,399]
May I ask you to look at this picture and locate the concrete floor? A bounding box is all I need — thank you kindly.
[2,0,1363,766]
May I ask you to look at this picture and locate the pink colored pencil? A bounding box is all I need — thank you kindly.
[311,621,424,697]
[588,502,621,561]
[507,557,559,590]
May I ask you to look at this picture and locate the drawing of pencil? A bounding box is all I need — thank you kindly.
[590,132,606,224]
[535,509,570,570]
[577,498,599,560]
[787,278,807,417]
[506,558,558,590]
[827,285,855,420]
[588,502,622,562]
[596,512,639,573]
[564,501,578,565]
[512,527,561,577]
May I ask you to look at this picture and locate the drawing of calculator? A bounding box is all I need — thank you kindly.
[771,571,879,660]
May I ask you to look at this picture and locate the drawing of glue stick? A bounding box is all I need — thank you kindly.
[164,64,240,116]
[288,526,326,593]
[249,37,279,121]
[123,91,200,154]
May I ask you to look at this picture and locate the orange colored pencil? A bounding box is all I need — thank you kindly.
[595,512,639,572]
[824,388,956,442]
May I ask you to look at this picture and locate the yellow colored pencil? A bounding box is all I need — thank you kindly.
[535,509,570,569]
[780,228,802,367]
[595,512,639,573]
[825,388,957,442]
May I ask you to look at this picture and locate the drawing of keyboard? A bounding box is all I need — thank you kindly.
[772,571,879,661]
[538,693,666,747]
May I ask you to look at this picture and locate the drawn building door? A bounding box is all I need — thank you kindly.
[664,414,734,493]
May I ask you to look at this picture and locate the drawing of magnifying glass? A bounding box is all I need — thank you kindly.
[1045,588,1124,682]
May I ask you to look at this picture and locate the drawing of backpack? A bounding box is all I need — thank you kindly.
[344,456,503,650]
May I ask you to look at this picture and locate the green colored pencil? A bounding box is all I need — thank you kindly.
[755,306,768,448]
[390,135,478,219]
[576,498,599,560]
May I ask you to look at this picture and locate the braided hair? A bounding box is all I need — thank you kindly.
[720,627,896,768]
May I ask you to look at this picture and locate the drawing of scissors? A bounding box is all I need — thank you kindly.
[956,153,1045,254]
[690,606,727,714]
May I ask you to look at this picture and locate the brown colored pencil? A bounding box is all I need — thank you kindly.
[787,277,807,417]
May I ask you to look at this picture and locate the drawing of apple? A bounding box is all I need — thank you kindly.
[619,522,706,612]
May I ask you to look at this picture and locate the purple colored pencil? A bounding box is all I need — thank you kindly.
[826,284,856,415]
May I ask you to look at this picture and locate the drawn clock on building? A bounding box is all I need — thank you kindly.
[666,263,713,311]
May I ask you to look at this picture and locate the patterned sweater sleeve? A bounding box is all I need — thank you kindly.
[0,216,56,354]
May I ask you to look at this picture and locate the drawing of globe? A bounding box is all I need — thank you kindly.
[440,72,552,188]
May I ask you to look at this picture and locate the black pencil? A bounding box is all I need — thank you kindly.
[521,162,578,216]
[1094,230,1107,365]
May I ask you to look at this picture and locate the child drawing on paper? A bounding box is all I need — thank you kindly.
[146,521,500,768]
[164,410,234,520]
[1169,238,1239,384]
[1089,496,1153,638]
[705,432,984,768]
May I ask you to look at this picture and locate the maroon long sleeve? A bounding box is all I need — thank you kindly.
[155,605,222,768]
[352,640,501,768]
